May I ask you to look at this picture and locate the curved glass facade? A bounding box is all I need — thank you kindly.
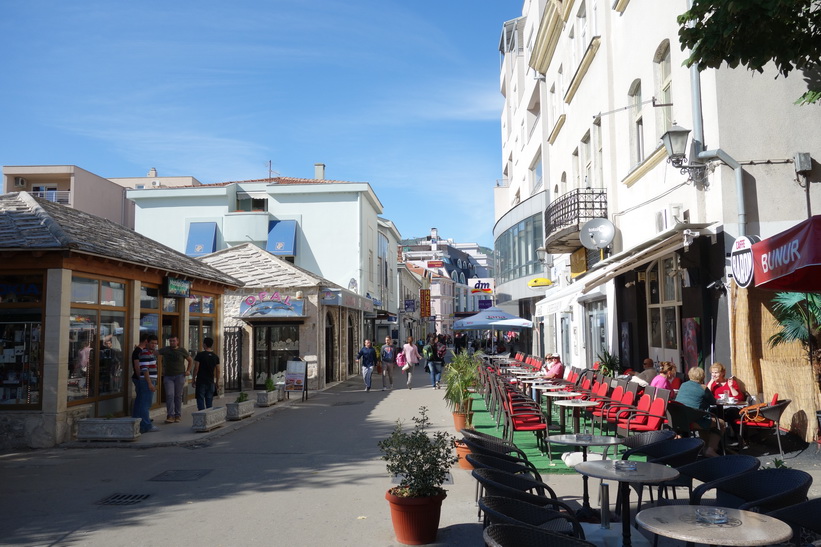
[495,214,543,283]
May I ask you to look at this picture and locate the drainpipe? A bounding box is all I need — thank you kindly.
[688,0,747,236]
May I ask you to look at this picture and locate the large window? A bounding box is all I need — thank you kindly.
[628,80,644,167]
[495,214,543,284]
[0,274,44,408]
[253,324,300,388]
[647,255,681,362]
[68,276,127,406]
[654,41,673,138]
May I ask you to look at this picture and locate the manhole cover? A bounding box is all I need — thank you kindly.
[97,493,150,506]
[150,469,213,481]
[332,401,365,406]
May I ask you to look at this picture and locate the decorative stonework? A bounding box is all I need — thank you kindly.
[192,406,227,432]
[77,418,141,441]
[226,400,255,421]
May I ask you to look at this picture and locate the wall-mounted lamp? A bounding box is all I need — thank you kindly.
[660,123,706,182]
[536,247,553,268]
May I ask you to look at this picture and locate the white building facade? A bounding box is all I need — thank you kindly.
[498,0,821,379]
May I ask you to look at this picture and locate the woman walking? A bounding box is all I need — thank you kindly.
[402,336,421,389]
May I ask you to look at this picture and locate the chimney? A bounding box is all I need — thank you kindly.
[314,163,326,180]
[147,167,157,177]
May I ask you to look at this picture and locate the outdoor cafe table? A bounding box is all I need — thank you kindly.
[555,399,598,434]
[575,460,679,547]
[547,433,623,518]
[635,505,792,546]
[533,382,566,405]
[543,391,582,430]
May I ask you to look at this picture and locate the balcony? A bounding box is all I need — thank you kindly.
[29,190,71,205]
[544,188,607,253]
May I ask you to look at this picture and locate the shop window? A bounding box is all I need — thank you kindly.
[0,275,44,408]
[141,286,159,310]
[253,324,300,388]
[68,275,129,406]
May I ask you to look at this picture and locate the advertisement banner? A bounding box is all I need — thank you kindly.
[420,289,431,318]
[469,278,495,296]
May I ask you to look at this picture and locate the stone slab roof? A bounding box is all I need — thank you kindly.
[0,192,243,287]
[200,243,343,289]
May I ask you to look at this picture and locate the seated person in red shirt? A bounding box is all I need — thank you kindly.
[707,362,744,402]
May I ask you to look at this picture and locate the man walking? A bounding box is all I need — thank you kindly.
[158,334,193,423]
[380,336,396,391]
[356,339,377,392]
[192,337,220,410]
[131,333,159,433]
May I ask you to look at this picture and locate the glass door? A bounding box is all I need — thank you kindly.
[253,324,300,389]
[646,256,681,365]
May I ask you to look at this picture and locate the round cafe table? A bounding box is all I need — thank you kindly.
[575,460,679,547]
[547,433,623,518]
[636,505,792,546]
[555,399,598,434]
[542,391,581,431]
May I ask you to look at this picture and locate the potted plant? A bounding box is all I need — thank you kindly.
[226,391,254,420]
[378,406,457,545]
[256,376,278,407]
[443,350,480,431]
[596,348,620,377]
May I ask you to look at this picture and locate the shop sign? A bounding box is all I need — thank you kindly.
[730,236,757,288]
[404,299,416,312]
[0,283,41,299]
[469,278,494,295]
[478,299,493,310]
[241,290,303,317]
[163,276,191,298]
[427,260,444,268]
[420,288,430,318]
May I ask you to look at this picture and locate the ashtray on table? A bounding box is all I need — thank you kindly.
[695,507,728,524]
[614,460,638,471]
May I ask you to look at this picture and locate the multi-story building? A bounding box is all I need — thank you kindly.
[2,165,203,230]
[498,0,821,424]
[402,228,492,336]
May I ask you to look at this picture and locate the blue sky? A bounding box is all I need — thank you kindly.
[0,1,519,248]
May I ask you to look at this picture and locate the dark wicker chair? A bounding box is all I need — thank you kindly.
[766,497,821,545]
[620,429,675,452]
[479,496,586,539]
[471,468,575,514]
[483,523,596,547]
[736,399,792,459]
[656,454,760,502]
[466,452,543,482]
[617,437,704,511]
[460,432,529,461]
[691,467,813,513]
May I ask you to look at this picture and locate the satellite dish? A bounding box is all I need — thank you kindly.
[580,218,616,250]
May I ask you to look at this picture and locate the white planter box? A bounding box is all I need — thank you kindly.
[192,406,227,432]
[226,400,255,421]
[77,417,141,441]
[256,390,277,407]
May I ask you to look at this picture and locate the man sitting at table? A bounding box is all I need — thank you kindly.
[542,354,564,379]
[636,358,658,383]
[676,367,726,457]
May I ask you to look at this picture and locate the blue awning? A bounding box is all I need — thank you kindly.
[185,222,217,257]
[266,220,297,256]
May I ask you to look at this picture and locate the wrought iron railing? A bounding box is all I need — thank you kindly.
[544,188,607,237]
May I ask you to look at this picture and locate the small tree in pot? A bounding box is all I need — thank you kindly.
[442,350,481,430]
[378,406,457,545]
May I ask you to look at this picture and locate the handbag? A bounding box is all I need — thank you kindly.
[739,402,768,423]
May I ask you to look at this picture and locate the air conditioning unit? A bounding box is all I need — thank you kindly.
[151,180,161,187]
[13,177,27,188]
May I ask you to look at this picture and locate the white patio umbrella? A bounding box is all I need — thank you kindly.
[453,307,533,330]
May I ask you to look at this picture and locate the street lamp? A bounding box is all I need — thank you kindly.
[660,122,707,182]
[536,246,548,264]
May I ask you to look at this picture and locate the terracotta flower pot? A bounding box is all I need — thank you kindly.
[385,490,446,545]
[454,441,473,470]
[451,411,474,432]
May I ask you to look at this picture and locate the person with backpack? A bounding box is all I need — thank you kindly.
[401,335,421,389]
[380,336,396,391]
[427,335,447,389]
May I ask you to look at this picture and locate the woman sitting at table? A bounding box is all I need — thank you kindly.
[676,367,725,457]
[650,361,676,390]
[706,362,744,402]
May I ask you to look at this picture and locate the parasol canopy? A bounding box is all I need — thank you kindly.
[453,307,533,330]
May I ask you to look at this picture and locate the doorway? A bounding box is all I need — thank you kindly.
[325,313,335,384]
